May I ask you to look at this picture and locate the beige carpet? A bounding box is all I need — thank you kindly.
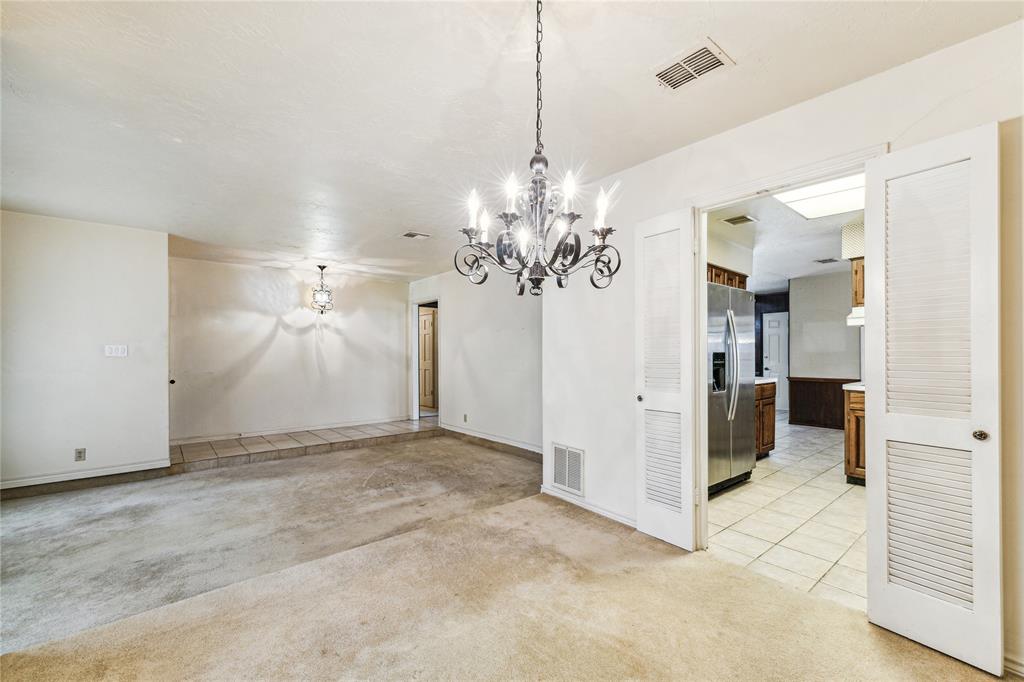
[1,495,985,681]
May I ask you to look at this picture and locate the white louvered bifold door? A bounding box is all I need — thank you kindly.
[635,215,694,550]
[864,123,1002,675]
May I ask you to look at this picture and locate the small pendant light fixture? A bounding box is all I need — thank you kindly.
[310,264,334,315]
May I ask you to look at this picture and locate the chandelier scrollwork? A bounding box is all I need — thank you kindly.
[454,0,620,296]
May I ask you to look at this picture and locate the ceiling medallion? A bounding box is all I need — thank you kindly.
[454,0,620,296]
[310,265,334,314]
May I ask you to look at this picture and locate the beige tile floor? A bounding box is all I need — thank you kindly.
[171,416,441,470]
[708,409,868,612]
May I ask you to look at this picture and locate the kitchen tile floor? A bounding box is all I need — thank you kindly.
[708,411,868,612]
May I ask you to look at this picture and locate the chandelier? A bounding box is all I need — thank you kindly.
[310,265,334,314]
[454,0,620,296]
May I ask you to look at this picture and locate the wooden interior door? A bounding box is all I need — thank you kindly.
[418,307,437,410]
[864,123,1002,674]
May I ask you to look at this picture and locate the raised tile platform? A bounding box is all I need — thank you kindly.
[172,417,441,471]
[3,418,441,500]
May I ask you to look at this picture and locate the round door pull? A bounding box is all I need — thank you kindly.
[169,379,176,385]
[636,395,644,402]
[972,430,989,441]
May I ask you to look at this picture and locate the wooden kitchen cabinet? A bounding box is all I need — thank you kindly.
[755,381,776,459]
[707,263,748,290]
[850,257,864,307]
[844,389,866,483]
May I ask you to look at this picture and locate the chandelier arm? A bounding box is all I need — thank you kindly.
[454,243,524,278]
[546,244,621,278]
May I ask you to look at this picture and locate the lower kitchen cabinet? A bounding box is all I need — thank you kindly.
[844,389,866,483]
[755,382,776,458]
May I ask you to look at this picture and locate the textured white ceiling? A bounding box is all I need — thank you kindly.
[3,2,1020,279]
[709,195,859,293]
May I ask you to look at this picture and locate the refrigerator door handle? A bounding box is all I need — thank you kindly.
[727,308,739,421]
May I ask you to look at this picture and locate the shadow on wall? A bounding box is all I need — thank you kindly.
[179,269,407,392]
[170,258,409,440]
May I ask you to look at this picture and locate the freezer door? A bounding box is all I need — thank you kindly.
[730,288,757,478]
[707,283,732,487]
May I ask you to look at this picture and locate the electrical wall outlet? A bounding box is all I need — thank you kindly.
[74,448,87,462]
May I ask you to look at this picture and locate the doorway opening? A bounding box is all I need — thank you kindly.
[417,301,438,420]
[700,168,869,612]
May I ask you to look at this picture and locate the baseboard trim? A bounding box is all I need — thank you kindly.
[1006,652,1023,678]
[540,485,636,527]
[1,458,170,490]
[441,429,541,463]
[438,423,541,455]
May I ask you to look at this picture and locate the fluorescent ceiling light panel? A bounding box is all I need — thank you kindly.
[775,173,865,219]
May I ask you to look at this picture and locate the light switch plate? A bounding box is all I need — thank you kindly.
[104,344,129,358]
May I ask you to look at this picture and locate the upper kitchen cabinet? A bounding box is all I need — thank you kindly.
[707,263,748,290]
[842,213,865,326]
[850,257,865,306]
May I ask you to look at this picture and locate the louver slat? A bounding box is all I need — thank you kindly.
[886,440,973,609]
[645,410,681,511]
[884,161,971,419]
[644,230,680,392]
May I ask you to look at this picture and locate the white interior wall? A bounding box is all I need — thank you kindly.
[789,271,860,379]
[409,271,542,452]
[707,227,754,275]
[169,257,408,440]
[1,211,169,487]
[541,21,1023,665]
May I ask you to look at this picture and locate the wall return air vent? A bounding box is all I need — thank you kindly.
[722,215,756,226]
[552,443,584,495]
[654,38,734,91]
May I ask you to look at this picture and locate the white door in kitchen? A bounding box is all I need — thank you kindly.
[864,123,1002,674]
[761,311,789,410]
[634,212,694,550]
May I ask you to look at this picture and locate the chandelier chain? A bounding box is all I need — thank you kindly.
[535,0,543,154]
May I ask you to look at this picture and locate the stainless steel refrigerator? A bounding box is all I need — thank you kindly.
[708,283,756,491]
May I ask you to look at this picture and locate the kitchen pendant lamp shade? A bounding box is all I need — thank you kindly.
[311,265,334,315]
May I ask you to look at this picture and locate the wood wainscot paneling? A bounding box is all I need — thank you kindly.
[788,377,857,429]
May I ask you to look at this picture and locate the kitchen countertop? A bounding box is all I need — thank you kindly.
[754,377,778,385]
[842,382,865,392]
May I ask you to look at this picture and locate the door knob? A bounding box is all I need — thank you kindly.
[972,430,989,441]
[637,395,644,402]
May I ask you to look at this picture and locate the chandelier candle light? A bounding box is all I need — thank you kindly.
[454,0,620,296]
[310,264,334,314]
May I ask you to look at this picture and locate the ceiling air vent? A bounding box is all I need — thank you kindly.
[815,258,839,264]
[722,215,756,226]
[654,39,734,91]
[401,231,431,240]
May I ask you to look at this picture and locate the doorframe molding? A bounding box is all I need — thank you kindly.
[685,143,888,550]
[409,296,440,422]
